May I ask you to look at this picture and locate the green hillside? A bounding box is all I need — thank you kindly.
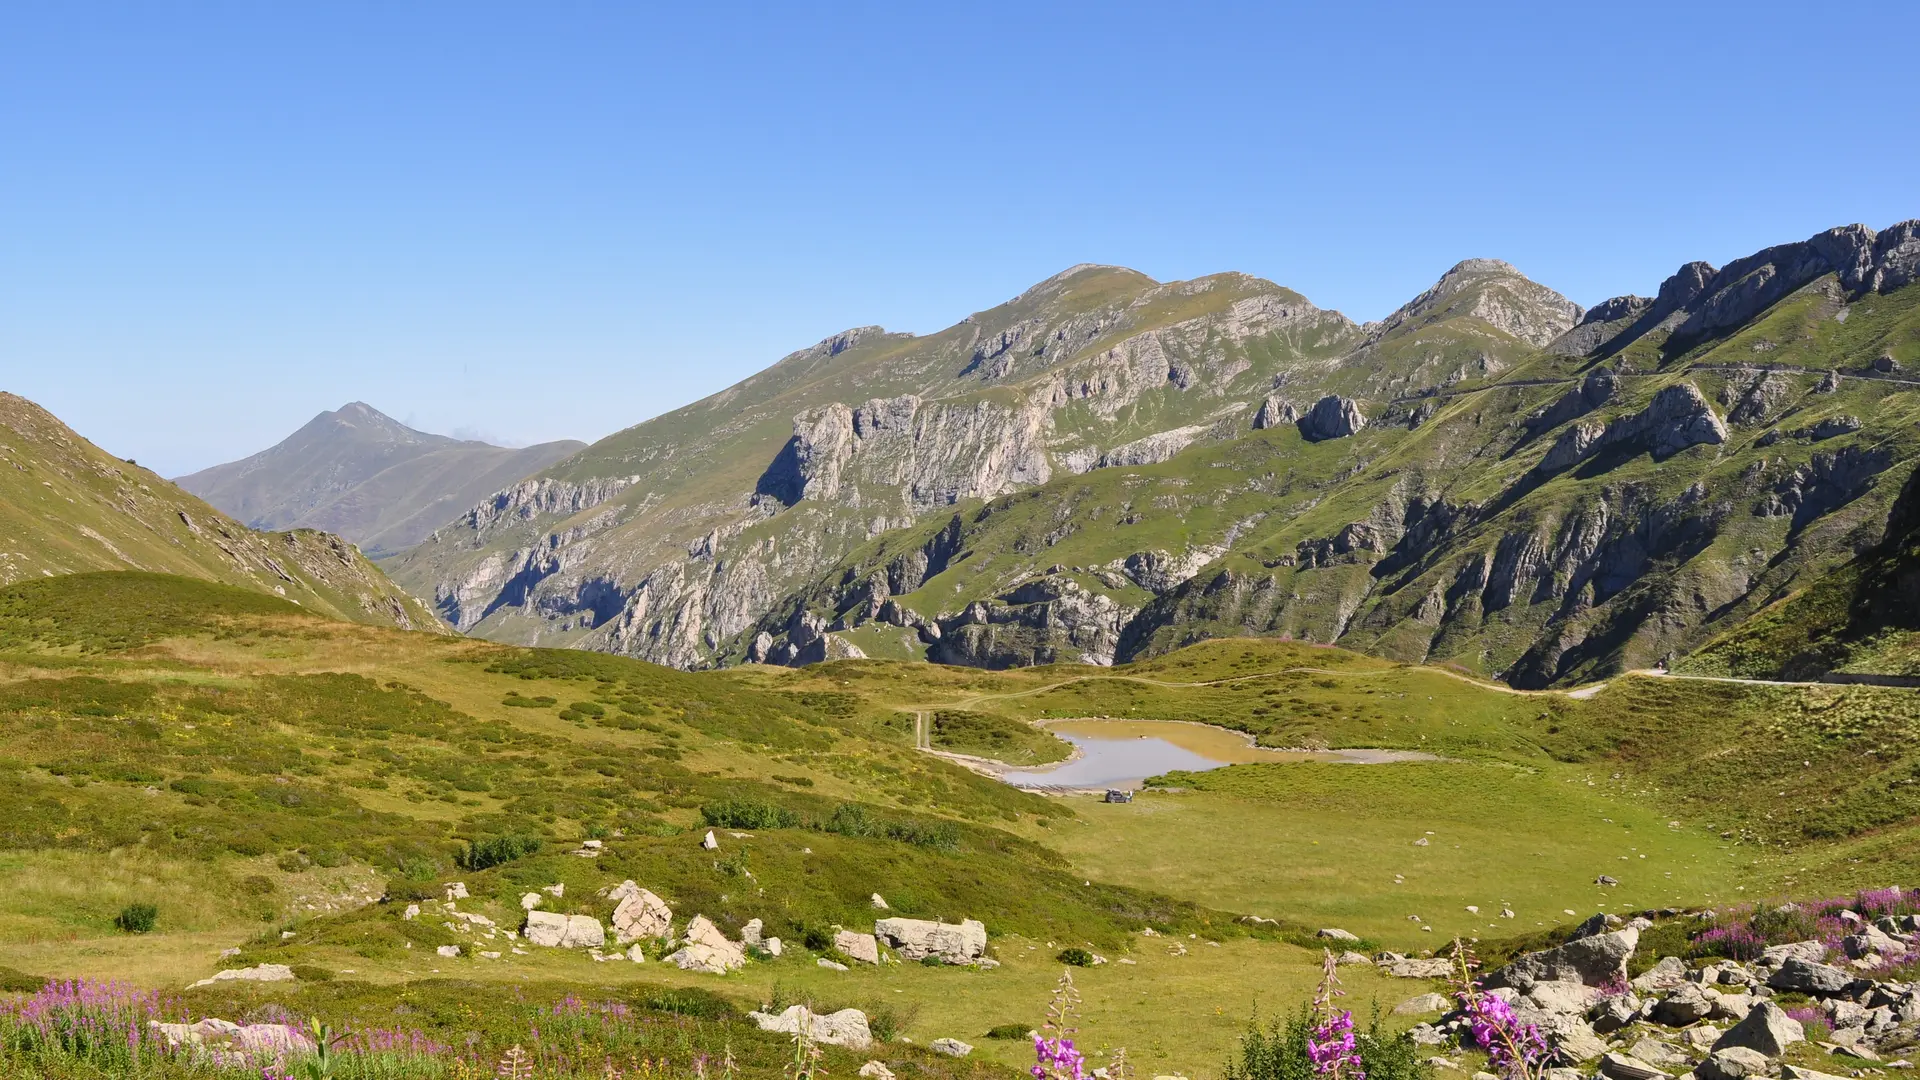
[0,393,445,632]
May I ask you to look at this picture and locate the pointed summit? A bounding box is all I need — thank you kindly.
[1370,259,1583,348]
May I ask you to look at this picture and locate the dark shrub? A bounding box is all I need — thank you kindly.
[701,798,799,830]
[1057,947,1094,966]
[986,1023,1031,1040]
[115,903,158,934]
[462,833,543,870]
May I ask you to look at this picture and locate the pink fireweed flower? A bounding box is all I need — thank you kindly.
[1449,941,1549,1080]
[1308,951,1365,1080]
[1033,1033,1086,1080]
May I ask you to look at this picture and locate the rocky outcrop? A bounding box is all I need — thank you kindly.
[1550,298,1653,356]
[665,915,747,973]
[1252,395,1297,429]
[1299,396,1367,441]
[749,1006,873,1050]
[1485,927,1639,990]
[1535,383,1727,474]
[1368,258,1583,347]
[874,917,988,963]
[930,576,1138,668]
[1098,425,1211,468]
[524,911,606,949]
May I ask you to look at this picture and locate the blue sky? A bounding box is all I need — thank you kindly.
[3,2,1916,476]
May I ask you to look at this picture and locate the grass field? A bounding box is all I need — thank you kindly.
[7,573,1920,1077]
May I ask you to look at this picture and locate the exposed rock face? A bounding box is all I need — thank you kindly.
[187,964,296,989]
[749,1006,874,1050]
[1368,258,1583,347]
[874,917,988,963]
[1535,384,1727,474]
[929,576,1138,668]
[1098,425,1211,468]
[1550,298,1653,356]
[834,929,881,965]
[1252,395,1298,429]
[1712,1001,1804,1057]
[149,1019,316,1064]
[1299,396,1367,441]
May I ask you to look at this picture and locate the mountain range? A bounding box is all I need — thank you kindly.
[175,402,583,558]
[353,219,1916,688]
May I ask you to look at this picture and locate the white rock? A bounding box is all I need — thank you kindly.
[749,1005,872,1049]
[611,885,673,943]
[445,882,468,901]
[859,1062,896,1080]
[742,918,764,946]
[627,944,646,963]
[766,937,784,957]
[835,929,881,965]
[188,964,296,989]
[543,883,565,898]
[402,904,420,920]
[819,958,849,971]
[930,1038,973,1057]
[664,914,746,973]
[520,893,543,911]
[436,945,461,958]
[701,830,719,850]
[875,917,987,963]
[871,893,889,910]
[523,911,605,949]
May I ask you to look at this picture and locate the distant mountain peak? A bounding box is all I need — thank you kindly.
[1368,257,1582,348]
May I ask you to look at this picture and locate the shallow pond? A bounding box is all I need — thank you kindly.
[996,719,1431,790]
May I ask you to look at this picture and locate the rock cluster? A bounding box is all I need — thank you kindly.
[1401,905,1920,1075]
[874,917,989,964]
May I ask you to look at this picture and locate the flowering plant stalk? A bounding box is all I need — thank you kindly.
[1307,951,1364,1080]
[1033,969,1085,1080]
[1449,940,1549,1080]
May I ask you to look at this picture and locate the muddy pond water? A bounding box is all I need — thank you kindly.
[996,719,1432,790]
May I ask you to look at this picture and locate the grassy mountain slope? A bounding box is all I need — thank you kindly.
[6,575,1920,1070]
[734,222,1920,686]
[0,393,445,631]
[384,260,1578,670]
[177,401,583,557]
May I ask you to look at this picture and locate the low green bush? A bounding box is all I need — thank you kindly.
[114,903,158,934]
[1056,947,1094,966]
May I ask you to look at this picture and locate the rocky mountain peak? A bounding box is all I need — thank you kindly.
[1367,258,1583,348]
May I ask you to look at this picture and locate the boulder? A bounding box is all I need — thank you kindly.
[701,830,718,850]
[1841,927,1905,959]
[1780,1067,1852,1080]
[1486,928,1638,990]
[741,918,764,946]
[1536,1016,1607,1062]
[445,882,469,901]
[1336,951,1371,966]
[1710,993,1754,1023]
[1253,395,1298,430]
[148,1019,315,1065]
[1653,984,1716,1025]
[834,929,881,965]
[187,964,296,989]
[1712,1000,1801,1057]
[1527,981,1599,1015]
[1599,1051,1669,1080]
[1633,956,1689,993]
[930,1038,973,1057]
[766,937,784,957]
[1627,1039,1691,1069]
[520,893,542,911]
[608,883,673,943]
[524,911,606,949]
[1298,396,1367,441]
[859,1063,896,1080]
[1394,993,1451,1015]
[1592,994,1642,1034]
[1316,928,1361,943]
[748,1005,872,1050]
[665,915,746,974]
[818,958,850,972]
[874,917,987,963]
[1759,941,1826,965]
[1384,958,1455,978]
[1767,958,1851,995]
[435,945,461,958]
[1696,1048,1771,1080]
[870,893,888,910]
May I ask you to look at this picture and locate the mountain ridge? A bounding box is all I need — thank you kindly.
[177,402,584,557]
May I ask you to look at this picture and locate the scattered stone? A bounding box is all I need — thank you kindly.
[1628,1039,1691,1069]
[444,882,468,901]
[1384,958,1455,979]
[870,894,889,910]
[1780,1068,1851,1080]
[1759,941,1826,965]
[520,893,542,911]
[1600,1051,1669,1080]
[1596,876,1620,887]
[1697,1048,1771,1080]
[859,1062,896,1080]
[818,958,849,971]
[435,945,461,959]
[834,929,881,965]
[1683,1026,1724,1052]
[741,918,764,946]
[1408,1024,1448,1046]
[1768,958,1853,995]
[544,883,564,898]
[627,945,646,963]
[1486,928,1639,990]
[930,1039,973,1058]
[1654,983,1716,1025]
[875,918,987,964]
[1711,993,1754,1023]
[402,904,420,921]
[148,1019,314,1065]
[1592,994,1641,1033]
[1316,928,1361,943]
[1336,951,1371,966]
[1527,981,1598,1015]
[1713,1000,1803,1057]
[523,911,606,950]
[665,915,747,973]
[766,938,784,957]
[609,883,673,943]
[187,964,296,990]
[1394,993,1451,1015]
[748,1005,873,1050]
[701,830,719,851]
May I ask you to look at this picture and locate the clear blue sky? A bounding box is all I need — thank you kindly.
[4,2,1916,476]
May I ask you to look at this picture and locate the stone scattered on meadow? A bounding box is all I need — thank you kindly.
[520,893,542,911]
[1486,928,1638,990]
[402,904,420,921]
[187,964,295,989]
[741,918,764,946]
[1652,983,1715,1025]
[818,958,849,971]
[1768,958,1853,995]
[524,911,606,949]
[609,883,673,943]
[1315,928,1360,943]
[1780,1067,1853,1080]
[1627,1039,1691,1069]
[1632,956,1688,993]
[701,830,719,850]
[1384,957,1454,979]
[858,1062,896,1080]
[444,882,468,901]
[664,914,746,973]
[1526,981,1598,1015]
[748,1005,872,1049]
[1759,940,1825,965]
[148,1019,315,1064]
[435,945,460,958]
[930,1038,973,1057]
[835,929,881,965]
[1393,993,1450,1015]
[1336,951,1371,966]
[871,893,889,909]
[875,917,986,963]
